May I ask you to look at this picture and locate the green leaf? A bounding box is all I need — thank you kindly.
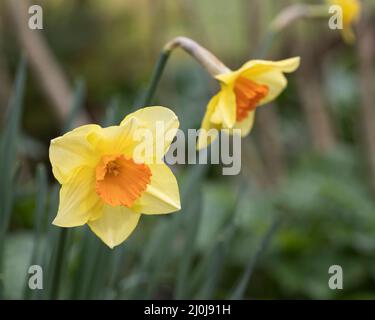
[0,57,27,298]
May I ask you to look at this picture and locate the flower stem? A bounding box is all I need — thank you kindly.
[270,3,330,34]
[230,215,282,299]
[141,36,230,106]
[50,228,68,299]
[253,30,276,58]
[141,50,171,106]
[255,4,330,59]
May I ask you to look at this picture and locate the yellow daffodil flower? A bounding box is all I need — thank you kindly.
[328,0,361,44]
[49,107,181,248]
[197,57,300,150]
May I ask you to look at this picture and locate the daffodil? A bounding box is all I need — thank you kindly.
[197,57,300,149]
[328,0,361,43]
[49,107,181,248]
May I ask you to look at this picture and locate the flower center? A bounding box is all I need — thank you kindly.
[95,154,152,207]
[234,76,269,122]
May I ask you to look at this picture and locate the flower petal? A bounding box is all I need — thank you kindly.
[53,167,103,227]
[329,0,361,44]
[252,71,288,106]
[132,163,181,214]
[120,106,179,162]
[49,124,101,184]
[213,85,236,129]
[240,57,301,76]
[233,110,255,137]
[214,58,300,121]
[197,94,221,150]
[239,57,300,105]
[88,205,141,248]
[214,69,240,85]
[342,26,355,44]
[88,119,138,157]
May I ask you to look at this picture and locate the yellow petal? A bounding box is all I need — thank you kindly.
[132,163,181,214]
[49,124,101,184]
[215,58,300,84]
[213,58,300,115]
[342,26,355,44]
[120,106,179,162]
[252,71,288,106]
[214,84,237,128]
[328,0,360,44]
[197,94,221,150]
[240,57,300,105]
[240,57,301,76]
[328,0,361,24]
[214,69,240,85]
[53,167,103,227]
[88,119,138,157]
[233,110,255,137]
[88,205,141,248]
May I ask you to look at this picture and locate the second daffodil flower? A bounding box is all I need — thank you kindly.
[328,0,361,44]
[197,57,300,149]
[49,107,181,248]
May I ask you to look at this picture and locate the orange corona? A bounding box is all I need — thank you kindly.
[95,154,152,207]
[234,77,269,122]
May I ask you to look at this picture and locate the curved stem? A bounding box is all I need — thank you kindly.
[270,4,330,34]
[141,36,230,106]
[163,37,230,76]
[254,4,330,60]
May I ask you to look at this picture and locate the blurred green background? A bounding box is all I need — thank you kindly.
[1,0,375,299]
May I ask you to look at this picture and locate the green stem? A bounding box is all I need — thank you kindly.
[141,50,171,106]
[307,4,331,18]
[50,228,68,299]
[230,1,312,298]
[254,30,276,58]
[0,234,5,298]
[230,216,282,300]
[259,4,331,58]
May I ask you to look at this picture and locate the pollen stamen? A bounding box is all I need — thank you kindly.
[106,161,120,176]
